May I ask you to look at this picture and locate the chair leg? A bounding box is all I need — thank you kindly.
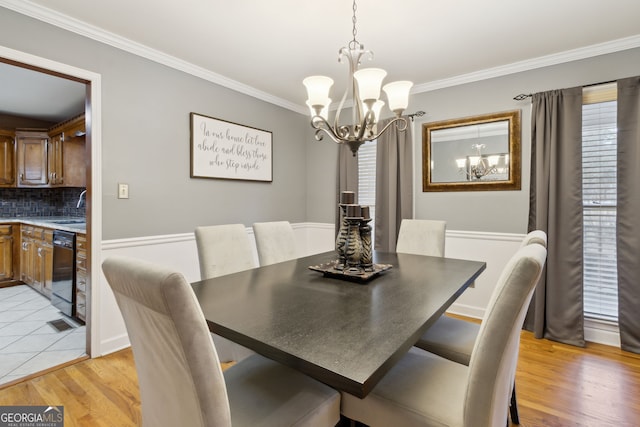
[509,383,520,424]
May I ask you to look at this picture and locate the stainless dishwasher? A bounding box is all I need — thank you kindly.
[51,230,76,317]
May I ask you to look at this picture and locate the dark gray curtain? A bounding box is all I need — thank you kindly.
[525,87,586,347]
[374,117,413,252]
[617,76,640,353]
[336,144,358,235]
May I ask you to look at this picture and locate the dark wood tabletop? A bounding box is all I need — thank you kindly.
[192,250,486,398]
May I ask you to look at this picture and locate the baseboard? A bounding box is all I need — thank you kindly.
[99,333,131,356]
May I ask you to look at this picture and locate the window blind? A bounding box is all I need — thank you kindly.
[582,99,618,321]
[358,140,377,232]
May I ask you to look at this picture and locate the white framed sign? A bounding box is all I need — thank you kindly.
[190,112,273,182]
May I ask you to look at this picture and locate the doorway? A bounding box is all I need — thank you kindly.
[0,50,101,387]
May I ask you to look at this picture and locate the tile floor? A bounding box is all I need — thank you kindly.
[0,284,86,386]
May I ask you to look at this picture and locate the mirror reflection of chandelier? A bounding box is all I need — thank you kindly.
[302,0,413,156]
[456,144,509,181]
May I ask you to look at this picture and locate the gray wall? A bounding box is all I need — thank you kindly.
[2,7,639,237]
[409,47,640,233]
[0,8,313,239]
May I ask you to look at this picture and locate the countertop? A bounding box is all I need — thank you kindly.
[0,217,86,234]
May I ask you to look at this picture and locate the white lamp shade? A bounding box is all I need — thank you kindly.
[307,99,331,120]
[383,80,413,111]
[362,100,385,123]
[488,155,500,166]
[353,68,387,101]
[456,158,467,168]
[469,156,480,166]
[303,76,334,107]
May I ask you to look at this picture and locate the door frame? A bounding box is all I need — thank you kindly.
[0,45,102,357]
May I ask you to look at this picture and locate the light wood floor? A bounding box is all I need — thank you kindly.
[0,330,638,426]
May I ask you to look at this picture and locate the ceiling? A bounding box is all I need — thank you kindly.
[1,0,640,121]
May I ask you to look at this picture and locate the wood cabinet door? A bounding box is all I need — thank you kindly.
[48,133,64,185]
[36,241,53,298]
[16,132,49,187]
[0,235,12,281]
[0,133,15,186]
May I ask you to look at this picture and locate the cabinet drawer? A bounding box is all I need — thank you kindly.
[76,291,86,321]
[76,271,87,293]
[76,252,87,271]
[0,224,11,235]
[76,235,87,251]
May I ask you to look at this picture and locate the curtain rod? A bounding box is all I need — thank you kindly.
[513,79,617,101]
[407,111,426,121]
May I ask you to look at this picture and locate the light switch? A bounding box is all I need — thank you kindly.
[118,183,129,199]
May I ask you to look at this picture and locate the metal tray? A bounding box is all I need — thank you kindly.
[308,260,392,283]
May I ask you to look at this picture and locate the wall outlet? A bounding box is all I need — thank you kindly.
[118,183,129,199]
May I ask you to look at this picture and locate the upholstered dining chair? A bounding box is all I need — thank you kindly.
[103,256,341,427]
[395,219,446,256]
[341,243,547,427]
[413,230,548,424]
[252,221,298,266]
[194,224,257,363]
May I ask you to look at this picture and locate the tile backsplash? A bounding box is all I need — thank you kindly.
[0,187,86,218]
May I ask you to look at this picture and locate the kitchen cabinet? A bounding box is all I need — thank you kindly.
[0,224,15,282]
[16,131,49,187]
[20,225,53,297]
[0,131,15,187]
[75,233,87,322]
[48,114,86,187]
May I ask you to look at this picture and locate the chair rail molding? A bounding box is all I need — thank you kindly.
[97,224,619,354]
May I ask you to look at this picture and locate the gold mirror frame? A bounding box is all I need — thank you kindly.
[422,110,521,192]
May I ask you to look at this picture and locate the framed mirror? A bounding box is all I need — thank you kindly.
[422,110,521,192]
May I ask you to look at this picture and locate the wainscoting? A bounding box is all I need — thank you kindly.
[95,224,619,356]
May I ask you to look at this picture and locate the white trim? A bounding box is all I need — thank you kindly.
[413,35,640,94]
[0,0,306,115]
[0,44,103,358]
[446,229,524,242]
[584,318,620,348]
[2,0,639,113]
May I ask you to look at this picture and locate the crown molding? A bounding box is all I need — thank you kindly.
[0,0,307,115]
[3,0,638,112]
[413,34,640,94]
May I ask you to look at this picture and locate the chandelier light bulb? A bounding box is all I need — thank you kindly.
[307,99,331,120]
[353,68,387,102]
[303,76,334,109]
[383,80,413,113]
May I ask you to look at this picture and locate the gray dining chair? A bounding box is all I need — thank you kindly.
[252,221,298,266]
[103,255,341,427]
[413,229,548,424]
[341,243,547,427]
[195,224,257,362]
[395,219,446,256]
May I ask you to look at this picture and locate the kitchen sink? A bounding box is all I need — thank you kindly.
[51,219,86,224]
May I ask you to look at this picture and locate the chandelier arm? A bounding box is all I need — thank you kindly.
[310,115,347,144]
[370,116,409,140]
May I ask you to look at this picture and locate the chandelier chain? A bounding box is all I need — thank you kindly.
[350,0,358,49]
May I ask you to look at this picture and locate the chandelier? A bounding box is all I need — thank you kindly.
[456,144,509,181]
[303,0,413,156]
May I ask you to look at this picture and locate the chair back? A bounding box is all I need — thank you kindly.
[102,256,232,427]
[464,244,547,427]
[252,221,298,266]
[520,229,547,248]
[395,219,446,257]
[195,224,256,279]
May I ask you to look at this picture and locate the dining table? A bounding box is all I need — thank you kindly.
[192,250,486,398]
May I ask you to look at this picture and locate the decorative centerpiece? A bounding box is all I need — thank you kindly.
[309,191,392,283]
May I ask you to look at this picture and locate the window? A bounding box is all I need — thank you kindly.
[582,84,618,321]
[358,140,377,235]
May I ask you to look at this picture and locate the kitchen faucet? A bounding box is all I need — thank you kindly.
[76,189,87,208]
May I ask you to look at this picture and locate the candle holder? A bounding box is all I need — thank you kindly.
[335,191,355,271]
[344,214,363,271]
[359,217,373,272]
